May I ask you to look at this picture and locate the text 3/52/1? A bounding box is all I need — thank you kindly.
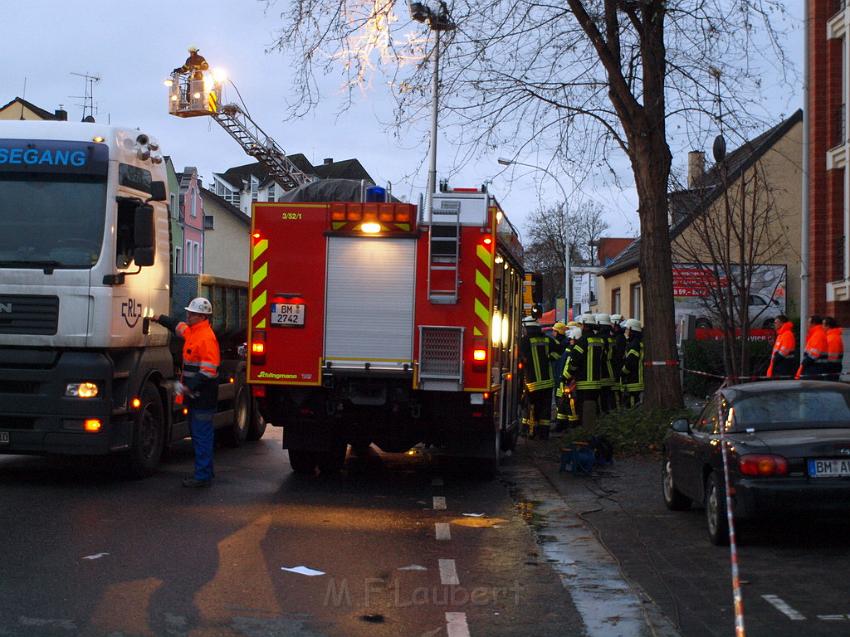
[281,212,302,220]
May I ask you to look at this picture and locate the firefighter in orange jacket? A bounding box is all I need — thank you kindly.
[766,315,796,379]
[824,316,844,381]
[152,297,221,487]
[796,315,827,380]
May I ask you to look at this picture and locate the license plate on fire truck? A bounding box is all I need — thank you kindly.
[271,302,305,326]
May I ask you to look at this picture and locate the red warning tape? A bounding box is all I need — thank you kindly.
[681,367,843,382]
[719,418,747,636]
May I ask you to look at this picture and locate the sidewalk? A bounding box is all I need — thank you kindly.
[510,432,775,637]
[502,438,682,637]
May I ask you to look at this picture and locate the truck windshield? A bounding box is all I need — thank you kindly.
[0,174,107,269]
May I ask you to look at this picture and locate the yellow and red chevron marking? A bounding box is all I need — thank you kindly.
[250,236,269,330]
[473,238,494,338]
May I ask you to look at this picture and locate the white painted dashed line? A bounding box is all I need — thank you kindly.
[438,559,459,586]
[433,496,446,510]
[431,477,444,486]
[818,615,847,621]
[762,595,806,621]
[445,611,470,637]
[435,522,451,541]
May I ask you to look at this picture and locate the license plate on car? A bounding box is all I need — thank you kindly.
[0,432,8,446]
[808,458,850,478]
[271,303,305,327]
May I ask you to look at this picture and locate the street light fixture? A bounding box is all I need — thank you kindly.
[498,157,573,320]
[409,1,455,221]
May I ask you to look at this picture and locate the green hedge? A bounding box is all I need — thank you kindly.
[681,338,774,397]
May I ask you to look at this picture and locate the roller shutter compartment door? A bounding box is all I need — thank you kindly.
[325,237,416,365]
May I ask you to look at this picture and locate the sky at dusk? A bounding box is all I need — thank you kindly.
[2,0,804,241]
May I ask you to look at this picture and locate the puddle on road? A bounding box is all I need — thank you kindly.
[450,516,507,528]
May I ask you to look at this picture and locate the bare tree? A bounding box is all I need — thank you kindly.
[675,157,791,380]
[267,0,793,407]
[524,201,610,307]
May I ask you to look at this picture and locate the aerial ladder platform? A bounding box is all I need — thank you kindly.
[166,63,313,191]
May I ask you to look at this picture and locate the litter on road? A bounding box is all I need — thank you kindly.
[281,565,326,576]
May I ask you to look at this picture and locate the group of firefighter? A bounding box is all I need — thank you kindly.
[519,311,645,440]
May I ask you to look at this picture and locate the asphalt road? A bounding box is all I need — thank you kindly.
[0,428,583,637]
[525,438,850,637]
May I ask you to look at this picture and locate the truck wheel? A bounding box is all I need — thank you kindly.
[317,444,348,474]
[223,384,250,448]
[246,398,267,441]
[125,382,165,479]
[288,449,317,475]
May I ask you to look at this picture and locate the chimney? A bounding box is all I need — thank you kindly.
[323,157,333,165]
[687,151,705,188]
[54,107,68,121]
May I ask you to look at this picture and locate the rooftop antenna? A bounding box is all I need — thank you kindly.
[70,71,101,122]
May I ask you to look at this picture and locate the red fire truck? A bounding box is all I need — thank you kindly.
[247,184,524,475]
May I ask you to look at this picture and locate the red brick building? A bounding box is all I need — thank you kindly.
[810,0,850,323]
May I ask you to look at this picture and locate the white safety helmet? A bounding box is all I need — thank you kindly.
[596,313,612,326]
[610,313,623,323]
[568,327,583,340]
[580,313,597,326]
[624,318,642,332]
[185,297,212,315]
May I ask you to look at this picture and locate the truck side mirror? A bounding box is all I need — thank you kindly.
[134,204,156,267]
[149,181,167,202]
[670,418,690,433]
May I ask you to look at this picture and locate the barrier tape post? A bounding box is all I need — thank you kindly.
[720,409,746,637]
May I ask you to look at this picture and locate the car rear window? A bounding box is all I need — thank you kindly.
[733,389,850,430]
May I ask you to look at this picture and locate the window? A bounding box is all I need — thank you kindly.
[190,191,197,218]
[630,283,641,321]
[268,183,276,201]
[194,241,201,273]
[204,215,214,230]
[185,240,192,273]
[169,193,178,220]
[250,176,259,202]
[611,288,621,315]
[174,246,182,274]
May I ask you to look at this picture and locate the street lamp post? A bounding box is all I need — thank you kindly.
[409,1,455,218]
[498,157,572,320]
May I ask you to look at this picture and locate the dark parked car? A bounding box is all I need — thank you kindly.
[662,380,850,545]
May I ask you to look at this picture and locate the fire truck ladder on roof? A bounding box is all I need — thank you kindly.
[427,199,461,304]
[213,104,314,191]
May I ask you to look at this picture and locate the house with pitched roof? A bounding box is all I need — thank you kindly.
[0,97,67,121]
[210,156,374,216]
[199,188,251,282]
[599,110,803,324]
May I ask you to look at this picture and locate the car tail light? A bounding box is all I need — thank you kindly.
[251,330,266,365]
[739,454,789,477]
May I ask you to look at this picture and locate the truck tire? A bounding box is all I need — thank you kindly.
[125,382,165,479]
[317,443,348,474]
[246,398,267,441]
[222,384,250,448]
[288,449,318,475]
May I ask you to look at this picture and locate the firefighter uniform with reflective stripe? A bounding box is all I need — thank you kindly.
[556,334,579,429]
[621,333,644,408]
[562,329,604,427]
[519,322,558,438]
[598,326,616,413]
[158,312,220,482]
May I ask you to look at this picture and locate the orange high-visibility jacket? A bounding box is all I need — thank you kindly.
[803,324,828,360]
[767,321,796,378]
[827,327,844,363]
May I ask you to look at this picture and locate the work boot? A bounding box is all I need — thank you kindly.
[182,477,212,488]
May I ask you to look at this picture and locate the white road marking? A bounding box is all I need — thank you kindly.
[82,553,109,560]
[435,522,451,541]
[817,615,847,621]
[431,477,444,486]
[433,496,446,510]
[762,595,806,621]
[438,559,459,586]
[445,612,470,637]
